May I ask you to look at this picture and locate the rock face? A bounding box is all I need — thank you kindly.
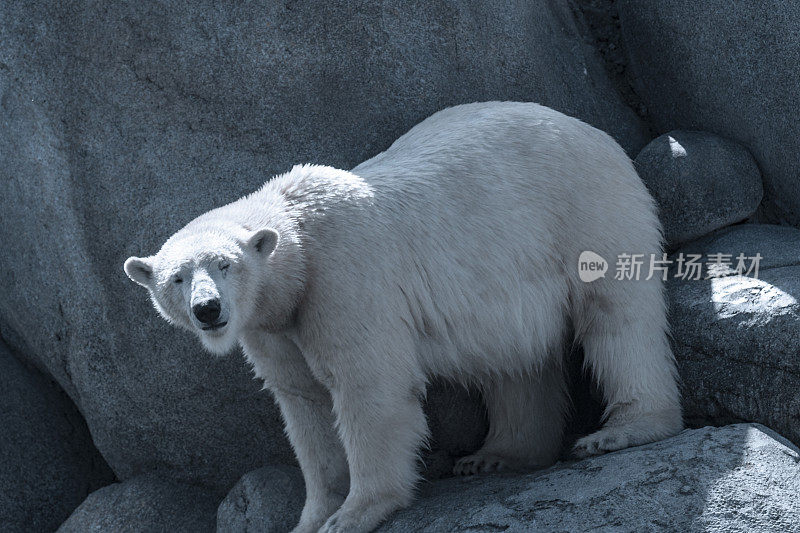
[634,131,763,246]
[667,224,800,445]
[211,424,800,532]
[217,465,305,533]
[0,1,647,491]
[57,474,218,533]
[618,1,800,225]
[0,342,114,533]
[379,424,800,532]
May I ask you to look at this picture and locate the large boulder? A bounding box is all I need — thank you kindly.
[667,224,800,445]
[57,474,218,533]
[0,1,646,491]
[618,1,800,225]
[0,342,114,533]
[634,131,763,246]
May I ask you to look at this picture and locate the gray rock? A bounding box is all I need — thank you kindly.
[0,341,114,533]
[380,424,800,531]
[218,425,800,531]
[635,131,763,246]
[57,474,218,533]
[217,465,305,533]
[667,224,800,445]
[674,223,800,273]
[0,1,647,490]
[618,1,800,225]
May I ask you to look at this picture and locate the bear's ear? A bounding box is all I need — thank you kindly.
[247,228,279,255]
[124,256,154,287]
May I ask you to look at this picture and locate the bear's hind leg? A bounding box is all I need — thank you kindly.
[454,360,567,475]
[573,284,682,458]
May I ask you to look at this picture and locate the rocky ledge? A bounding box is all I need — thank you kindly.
[211,424,800,532]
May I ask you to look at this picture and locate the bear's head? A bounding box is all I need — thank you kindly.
[124,220,301,355]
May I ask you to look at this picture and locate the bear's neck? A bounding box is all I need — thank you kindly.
[232,182,308,334]
[241,164,372,332]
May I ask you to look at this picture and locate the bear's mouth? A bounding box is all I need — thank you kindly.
[201,321,228,332]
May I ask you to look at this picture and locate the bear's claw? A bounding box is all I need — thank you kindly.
[573,428,630,458]
[453,453,508,475]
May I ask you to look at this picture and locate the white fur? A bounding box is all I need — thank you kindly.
[125,102,682,533]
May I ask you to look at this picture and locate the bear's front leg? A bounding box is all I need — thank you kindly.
[317,352,428,533]
[274,383,349,533]
[240,333,349,533]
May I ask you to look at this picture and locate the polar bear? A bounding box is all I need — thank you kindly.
[124,102,681,533]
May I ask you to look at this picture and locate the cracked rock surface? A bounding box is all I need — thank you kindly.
[668,224,800,445]
[378,424,800,532]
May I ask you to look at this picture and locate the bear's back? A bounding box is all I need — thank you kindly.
[294,102,662,379]
[352,102,644,227]
[349,101,657,265]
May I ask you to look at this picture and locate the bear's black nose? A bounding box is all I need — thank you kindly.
[192,299,221,325]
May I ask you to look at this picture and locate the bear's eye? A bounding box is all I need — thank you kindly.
[219,262,230,272]
[173,276,183,284]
